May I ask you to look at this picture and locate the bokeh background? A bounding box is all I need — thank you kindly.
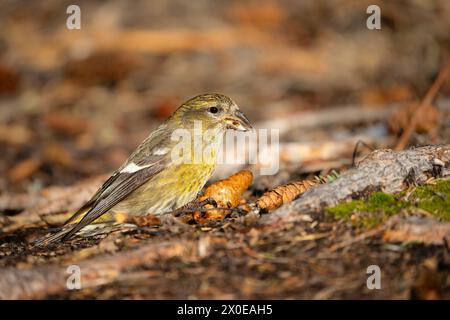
[1,0,449,193]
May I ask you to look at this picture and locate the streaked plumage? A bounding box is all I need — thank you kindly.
[36,93,252,245]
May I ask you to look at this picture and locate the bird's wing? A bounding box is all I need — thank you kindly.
[63,124,172,226]
[60,125,175,241]
[61,162,166,241]
[63,173,119,225]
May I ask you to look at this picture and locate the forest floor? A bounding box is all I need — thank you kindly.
[0,1,449,299]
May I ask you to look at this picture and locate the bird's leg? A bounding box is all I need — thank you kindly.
[172,198,217,216]
[198,197,218,207]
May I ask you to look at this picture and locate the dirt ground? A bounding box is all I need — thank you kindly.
[0,1,449,299]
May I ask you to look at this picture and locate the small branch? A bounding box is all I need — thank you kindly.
[395,59,450,150]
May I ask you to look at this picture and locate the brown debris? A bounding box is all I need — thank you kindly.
[411,258,446,300]
[0,192,40,214]
[119,213,162,227]
[0,62,20,95]
[388,102,440,136]
[228,1,286,29]
[42,112,91,136]
[64,51,138,87]
[8,158,41,184]
[0,239,196,299]
[358,85,413,106]
[0,124,32,147]
[394,59,450,150]
[383,216,450,246]
[42,142,73,167]
[1,175,107,234]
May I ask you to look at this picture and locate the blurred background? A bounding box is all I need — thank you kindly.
[1,0,449,194]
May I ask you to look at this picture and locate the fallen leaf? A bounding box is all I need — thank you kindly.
[43,112,90,136]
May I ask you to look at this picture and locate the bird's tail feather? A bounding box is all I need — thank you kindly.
[34,227,73,247]
[34,221,137,247]
[33,207,91,247]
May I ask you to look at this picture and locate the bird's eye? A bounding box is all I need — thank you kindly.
[209,106,219,114]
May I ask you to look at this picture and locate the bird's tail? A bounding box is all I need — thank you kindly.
[34,218,136,247]
[34,227,73,247]
[33,206,91,247]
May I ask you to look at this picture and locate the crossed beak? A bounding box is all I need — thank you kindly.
[224,109,253,132]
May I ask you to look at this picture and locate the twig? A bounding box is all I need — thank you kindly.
[351,140,374,167]
[395,59,450,150]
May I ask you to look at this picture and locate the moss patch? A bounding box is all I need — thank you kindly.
[411,179,450,220]
[326,179,450,227]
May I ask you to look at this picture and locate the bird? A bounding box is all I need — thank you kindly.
[35,93,252,245]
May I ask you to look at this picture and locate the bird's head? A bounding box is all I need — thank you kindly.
[170,93,252,132]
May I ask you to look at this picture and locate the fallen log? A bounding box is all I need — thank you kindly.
[261,145,450,224]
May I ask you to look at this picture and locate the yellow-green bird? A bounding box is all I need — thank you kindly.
[36,93,252,245]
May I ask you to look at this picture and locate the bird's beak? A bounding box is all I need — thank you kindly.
[225,109,253,132]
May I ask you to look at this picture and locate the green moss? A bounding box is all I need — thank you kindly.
[325,179,450,227]
[326,192,409,227]
[411,179,450,220]
[365,192,409,215]
[325,200,363,220]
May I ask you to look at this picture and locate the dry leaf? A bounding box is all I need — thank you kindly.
[42,142,73,167]
[8,158,41,184]
[43,112,90,136]
[0,124,32,146]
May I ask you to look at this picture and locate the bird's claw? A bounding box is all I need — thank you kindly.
[198,197,217,207]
